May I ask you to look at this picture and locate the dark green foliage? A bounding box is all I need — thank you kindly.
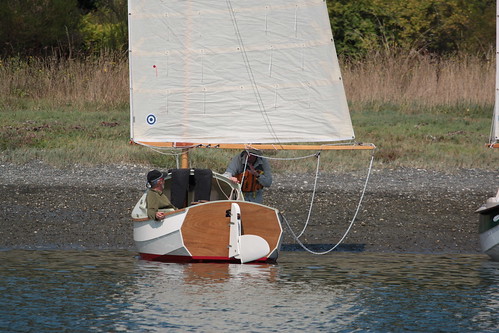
[0,0,82,57]
[327,0,381,58]
[328,0,496,58]
[77,0,98,12]
[0,1,496,59]
[80,0,128,54]
[0,0,127,57]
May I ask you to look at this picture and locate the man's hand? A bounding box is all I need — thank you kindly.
[156,211,166,220]
[248,164,260,177]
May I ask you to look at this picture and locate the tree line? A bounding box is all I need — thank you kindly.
[0,0,495,59]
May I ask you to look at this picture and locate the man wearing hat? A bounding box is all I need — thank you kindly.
[146,169,176,220]
[223,149,272,204]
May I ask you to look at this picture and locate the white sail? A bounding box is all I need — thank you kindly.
[493,0,499,145]
[128,0,354,146]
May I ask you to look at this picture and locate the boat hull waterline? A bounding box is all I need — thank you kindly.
[134,200,283,264]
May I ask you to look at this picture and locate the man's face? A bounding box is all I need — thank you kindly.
[247,154,257,164]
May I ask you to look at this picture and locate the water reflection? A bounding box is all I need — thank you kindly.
[0,250,497,332]
[135,261,278,285]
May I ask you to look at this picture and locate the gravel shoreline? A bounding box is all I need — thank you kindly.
[1,161,497,255]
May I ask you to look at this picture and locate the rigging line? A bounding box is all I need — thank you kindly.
[246,150,321,238]
[234,152,251,201]
[240,151,249,190]
[250,152,319,161]
[283,150,375,255]
[297,152,320,238]
[132,141,184,168]
[214,175,232,199]
[134,142,184,157]
[225,0,282,146]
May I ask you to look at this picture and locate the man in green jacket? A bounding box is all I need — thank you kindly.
[146,169,176,221]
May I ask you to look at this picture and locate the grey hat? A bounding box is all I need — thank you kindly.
[242,148,262,157]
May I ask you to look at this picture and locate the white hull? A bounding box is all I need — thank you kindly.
[480,225,499,261]
[132,171,283,263]
[134,210,191,258]
[476,191,499,261]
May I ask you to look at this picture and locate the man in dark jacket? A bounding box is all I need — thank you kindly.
[223,149,272,204]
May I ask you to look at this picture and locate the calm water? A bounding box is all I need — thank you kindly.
[0,250,498,332]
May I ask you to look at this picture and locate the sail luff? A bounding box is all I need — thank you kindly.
[128,0,135,142]
[493,0,499,146]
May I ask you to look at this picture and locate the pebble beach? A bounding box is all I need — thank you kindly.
[1,161,497,255]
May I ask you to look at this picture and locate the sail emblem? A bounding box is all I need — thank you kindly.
[146,114,157,125]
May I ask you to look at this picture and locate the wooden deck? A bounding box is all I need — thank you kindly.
[181,201,282,258]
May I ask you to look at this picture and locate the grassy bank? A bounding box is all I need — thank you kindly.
[0,53,497,172]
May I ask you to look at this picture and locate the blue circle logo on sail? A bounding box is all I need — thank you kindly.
[146,114,157,125]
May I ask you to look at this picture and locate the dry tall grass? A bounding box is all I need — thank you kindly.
[0,50,494,110]
[0,51,496,170]
[343,51,494,109]
[0,54,129,109]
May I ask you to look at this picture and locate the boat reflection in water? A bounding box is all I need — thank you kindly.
[125,252,499,332]
[135,260,278,285]
[1,250,498,332]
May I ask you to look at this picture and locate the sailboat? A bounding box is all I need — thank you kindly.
[128,0,374,263]
[475,0,499,261]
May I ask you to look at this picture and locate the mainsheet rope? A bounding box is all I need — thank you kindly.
[249,149,375,255]
[246,150,320,239]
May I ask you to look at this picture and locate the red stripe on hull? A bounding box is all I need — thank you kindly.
[138,252,275,264]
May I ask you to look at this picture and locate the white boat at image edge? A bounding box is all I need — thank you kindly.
[476,191,499,261]
[127,0,374,263]
[475,0,499,261]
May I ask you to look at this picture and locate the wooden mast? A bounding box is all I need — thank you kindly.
[181,149,189,168]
